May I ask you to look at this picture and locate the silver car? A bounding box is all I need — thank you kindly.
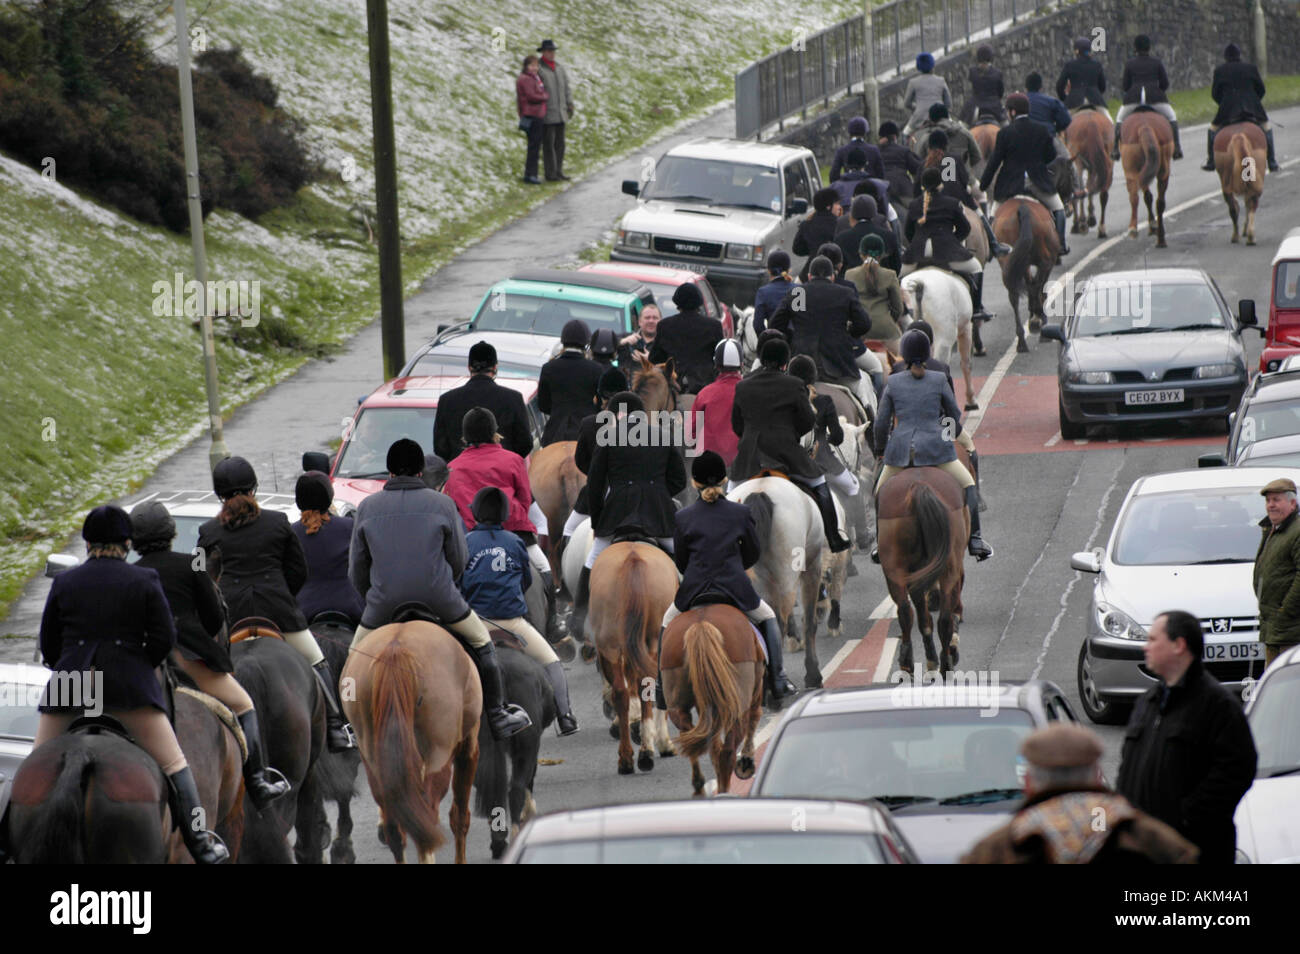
[1234,643,1300,863]
[0,664,52,819]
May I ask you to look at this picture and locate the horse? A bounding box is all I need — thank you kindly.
[1119,109,1174,246]
[810,381,875,555]
[876,468,966,678]
[167,679,247,864]
[528,439,585,581]
[992,198,1059,351]
[1064,108,1113,237]
[308,611,363,864]
[969,116,1003,180]
[1214,123,1268,246]
[589,540,679,775]
[343,613,481,863]
[734,305,760,368]
[660,604,764,796]
[899,268,978,409]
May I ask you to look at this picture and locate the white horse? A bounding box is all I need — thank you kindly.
[899,268,978,410]
[734,305,760,368]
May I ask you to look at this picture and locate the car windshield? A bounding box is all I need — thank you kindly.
[335,406,438,479]
[1236,401,1300,455]
[472,292,624,337]
[1275,261,1300,308]
[125,514,205,564]
[642,281,716,319]
[1239,449,1300,468]
[516,832,885,864]
[640,156,783,212]
[406,356,539,379]
[757,707,1034,804]
[1112,489,1264,565]
[1248,664,1300,776]
[0,680,42,739]
[1072,281,1226,337]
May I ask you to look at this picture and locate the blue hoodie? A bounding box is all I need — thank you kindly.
[459,523,532,619]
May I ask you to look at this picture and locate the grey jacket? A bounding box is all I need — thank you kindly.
[874,368,964,467]
[349,476,469,629]
[903,74,952,129]
[539,59,573,124]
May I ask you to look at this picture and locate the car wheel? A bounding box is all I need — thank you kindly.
[1076,641,1131,725]
[1059,398,1085,440]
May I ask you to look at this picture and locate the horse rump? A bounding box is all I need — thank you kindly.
[901,482,954,594]
[1136,123,1160,192]
[674,621,744,759]
[615,550,658,679]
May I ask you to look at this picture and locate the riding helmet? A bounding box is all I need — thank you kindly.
[386,438,425,476]
[900,329,932,366]
[468,341,497,371]
[1073,37,1091,55]
[672,282,704,311]
[927,129,949,151]
[422,453,449,490]
[83,504,133,544]
[766,249,791,274]
[561,319,590,348]
[599,367,628,398]
[920,167,945,192]
[809,255,835,279]
[851,195,877,222]
[847,116,869,138]
[691,450,728,487]
[908,318,935,344]
[470,485,509,525]
[976,44,994,63]
[462,407,498,446]
[788,354,818,385]
[129,501,176,547]
[714,338,743,371]
[590,328,618,357]
[813,187,839,213]
[212,456,257,499]
[759,337,791,368]
[1224,43,1241,62]
[859,232,886,259]
[1134,35,1151,54]
[1005,92,1030,115]
[928,102,949,122]
[879,121,900,138]
[916,52,935,73]
[817,243,843,270]
[295,471,333,513]
[607,391,645,415]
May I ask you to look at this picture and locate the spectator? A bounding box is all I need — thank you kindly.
[516,54,548,184]
[793,187,842,282]
[617,302,660,366]
[536,39,574,181]
[1116,610,1257,864]
[1253,477,1300,665]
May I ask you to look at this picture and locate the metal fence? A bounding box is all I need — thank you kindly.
[736,0,1058,139]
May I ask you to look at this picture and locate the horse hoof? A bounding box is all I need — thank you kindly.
[1128,228,1137,238]
[1016,340,1029,354]
[637,752,655,772]
[659,746,676,758]
[602,698,614,721]
[950,644,960,666]
[972,347,987,357]
[630,722,642,745]
[618,761,635,776]
[1097,228,1106,239]
[735,756,756,780]
[965,401,979,411]
[1087,215,1097,227]
[1157,240,1167,249]
[1247,238,1256,247]
[608,722,620,740]
[806,672,824,690]
[580,642,597,663]
[925,660,939,673]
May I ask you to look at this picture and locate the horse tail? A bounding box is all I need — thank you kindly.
[744,491,774,545]
[21,745,94,864]
[369,634,442,849]
[618,551,657,679]
[1004,202,1034,293]
[1137,123,1160,191]
[901,483,953,593]
[1229,132,1250,190]
[674,621,744,759]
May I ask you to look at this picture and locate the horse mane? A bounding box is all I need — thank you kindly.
[901,483,953,592]
[674,621,743,759]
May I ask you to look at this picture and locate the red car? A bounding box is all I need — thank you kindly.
[578,262,734,337]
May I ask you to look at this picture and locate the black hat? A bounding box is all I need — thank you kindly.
[1005,92,1030,114]
[691,450,728,487]
[760,337,791,367]
[471,485,509,525]
[83,504,133,544]
[816,242,842,267]
[607,391,644,415]
[561,318,590,348]
[976,44,994,63]
[672,282,704,310]
[462,407,498,446]
[851,195,877,222]
[1074,36,1091,54]
[901,329,931,365]
[846,146,868,168]
[766,249,791,273]
[928,102,949,121]
[1025,72,1043,91]
[590,328,617,356]
[859,232,886,258]
[809,255,835,279]
[295,471,333,512]
[1224,42,1241,61]
[756,328,787,352]
[599,367,628,397]
[213,456,257,498]
[848,116,869,137]
[909,318,935,343]
[129,501,175,546]
[537,39,558,51]
[927,129,949,151]
[920,167,944,192]
[1135,34,1151,53]
[788,354,818,385]
[879,120,900,138]
[813,186,839,213]
[468,340,497,371]
[386,438,425,476]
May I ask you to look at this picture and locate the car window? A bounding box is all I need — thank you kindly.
[1111,489,1263,565]
[473,292,624,338]
[335,406,438,478]
[640,156,783,212]
[804,157,821,190]
[0,680,42,739]
[1275,262,1300,308]
[407,357,538,379]
[784,161,811,205]
[1238,401,1300,452]
[1071,281,1227,337]
[516,832,885,864]
[1247,665,1300,777]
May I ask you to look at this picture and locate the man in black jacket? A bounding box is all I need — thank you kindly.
[1202,42,1278,172]
[979,93,1070,256]
[1055,36,1107,110]
[648,283,725,395]
[793,187,843,281]
[770,256,871,393]
[433,341,534,462]
[879,121,922,208]
[1116,610,1257,864]
[1112,35,1182,160]
[538,319,604,445]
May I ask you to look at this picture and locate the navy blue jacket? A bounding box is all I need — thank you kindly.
[39,557,176,712]
[459,524,532,619]
[830,139,885,182]
[753,276,797,335]
[293,515,366,624]
[1027,91,1072,135]
[673,497,763,613]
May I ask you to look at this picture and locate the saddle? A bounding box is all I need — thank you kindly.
[67,713,136,742]
[391,602,442,625]
[309,609,358,631]
[229,616,283,644]
[1072,103,1107,114]
[683,592,768,661]
[611,527,671,557]
[972,115,1003,128]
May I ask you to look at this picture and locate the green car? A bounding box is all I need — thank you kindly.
[456,268,656,339]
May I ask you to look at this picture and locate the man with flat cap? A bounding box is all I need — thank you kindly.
[536,39,574,181]
[433,340,534,463]
[1254,476,1300,666]
[962,724,1198,863]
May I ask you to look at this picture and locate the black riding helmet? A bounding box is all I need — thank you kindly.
[788,354,818,385]
[462,407,498,446]
[599,367,627,399]
[900,329,932,366]
[590,328,617,357]
[672,282,704,311]
[83,504,133,544]
[295,471,333,512]
[691,450,727,487]
[470,485,510,525]
[130,501,176,547]
[213,456,257,499]
[920,167,944,192]
[561,319,590,348]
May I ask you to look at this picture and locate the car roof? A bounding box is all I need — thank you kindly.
[518,798,892,843]
[500,270,649,302]
[784,681,1044,717]
[1271,226,1300,267]
[0,663,52,687]
[665,137,813,166]
[360,374,536,409]
[1249,374,1300,401]
[412,330,559,369]
[1240,434,1300,458]
[126,490,301,520]
[579,262,705,284]
[1131,466,1300,495]
[1080,267,1211,285]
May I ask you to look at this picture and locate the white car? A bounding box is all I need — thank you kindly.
[0,663,52,819]
[1235,642,1300,863]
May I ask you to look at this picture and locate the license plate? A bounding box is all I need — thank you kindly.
[1123,388,1184,405]
[1203,641,1264,661]
[659,260,709,274]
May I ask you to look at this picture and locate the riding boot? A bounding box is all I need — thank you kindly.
[235,709,293,810]
[1052,209,1070,256]
[1266,128,1280,172]
[759,617,797,702]
[471,641,534,740]
[1170,120,1183,159]
[964,485,994,561]
[1111,119,1122,160]
[538,568,562,641]
[964,271,992,322]
[0,802,11,864]
[311,660,357,752]
[870,492,881,563]
[570,566,592,640]
[980,211,1012,257]
[543,661,579,736]
[167,766,230,864]
[1202,128,1217,171]
[969,448,988,513]
[654,627,668,711]
[810,483,852,553]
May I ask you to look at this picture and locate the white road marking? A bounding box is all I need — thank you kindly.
[869,594,897,619]
[873,637,900,682]
[1044,431,1062,447]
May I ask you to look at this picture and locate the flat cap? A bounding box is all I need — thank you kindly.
[1020,724,1103,769]
[1261,477,1298,496]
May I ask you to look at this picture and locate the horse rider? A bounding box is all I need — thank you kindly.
[836,194,901,274]
[590,327,629,389]
[732,336,853,553]
[555,369,629,563]
[460,486,579,736]
[912,102,982,171]
[748,327,789,374]
[846,232,907,358]
[348,438,533,740]
[569,391,688,638]
[444,407,559,635]
[132,502,292,812]
[879,121,923,208]
[794,187,844,282]
[978,93,1071,257]
[539,319,604,445]
[648,283,725,395]
[901,167,994,322]
[28,506,231,863]
[814,241,885,408]
[1025,71,1077,196]
[830,147,883,213]
[873,330,993,560]
[753,249,798,336]
[198,457,357,752]
[1112,35,1183,161]
[831,116,884,182]
[1055,36,1107,112]
[902,52,952,142]
[920,128,1012,259]
[689,339,746,474]
[617,301,660,367]
[291,470,366,626]
[787,354,870,541]
[1203,42,1279,172]
[653,450,797,711]
[965,45,1006,125]
[433,341,534,463]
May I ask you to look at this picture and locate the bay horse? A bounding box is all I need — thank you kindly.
[167,682,246,863]
[899,268,978,408]
[1119,109,1174,246]
[308,611,363,864]
[589,540,679,774]
[528,439,585,581]
[661,604,764,796]
[1064,108,1113,237]
[877,468,966,678]
[1214,123,1268,246]
[969,117,1002,182]
[992,198,1059,351]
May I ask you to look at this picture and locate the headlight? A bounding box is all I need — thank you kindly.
[726,243,763,261]
[1194,362,1237,379]
[1067,370,1114,385]
[619,230,650,249]
[1095,601,1147,640]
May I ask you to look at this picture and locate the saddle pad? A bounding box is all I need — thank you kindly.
[751,622,769,663]
[177,686,248,761]
[483,622,529,653]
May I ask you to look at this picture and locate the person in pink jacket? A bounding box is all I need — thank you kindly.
[516,55,549,184]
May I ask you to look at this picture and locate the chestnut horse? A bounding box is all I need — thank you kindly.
[661,604,764,796]
[970,118,1002,182]
[1119,109,1174,246]
[1065,108,1113,237]
[1214,123,1268,246]
[528,440,585,580]
[993,198,1060,351]
[343,617,481,863]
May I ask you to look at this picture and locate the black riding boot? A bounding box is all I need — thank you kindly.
[311,660,357,752]
[570,566,592,640]
[236,709,292,810]
[655,627,668,711]
[963,271,992,322]
[1266,128,1280,172]
[1202,128,1217,171]
[538,568,562,641]
[167,766,230,864]
[0,802,12,864]
[810,482,852,552]
[970,448,988,512]
[472,642,534,740]
[1170,120,1183,159]
[543,661,579,736]
[980,211,1012,257]
[1111,119,1122,160]
[964,485,993,560]
[1052,209,1070,257]
[760,617,797,702]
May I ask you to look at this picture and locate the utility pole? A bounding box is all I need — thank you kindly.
[1254,0,1267,79]
[174,0,229,472]
[366,0,405,379]
[863,0,880,135]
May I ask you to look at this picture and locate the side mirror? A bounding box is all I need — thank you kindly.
[302,451,332,474]
[1040,324,1065,342]
[1069,549,1102,573]
[621,179,640,197]
[357,395,367,406]
[1228,411,1237,429]
[45,554,80,578]
[1238,298,1257,326]
[788,197,809,216]
[1198,453,1228,468]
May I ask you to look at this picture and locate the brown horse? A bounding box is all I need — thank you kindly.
[1065,108,1113,237]
[528,439,585,579]
[167,685,246,863]
[631,353,696,506]
[589,541,679,774]
[993,198,1060,351]
[970,119,1002,182]
[661,604,764,796]
[877,468,966,677]
[343,618,481,863]
[1214,123,1268,246]
[1119,110,1174,246]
